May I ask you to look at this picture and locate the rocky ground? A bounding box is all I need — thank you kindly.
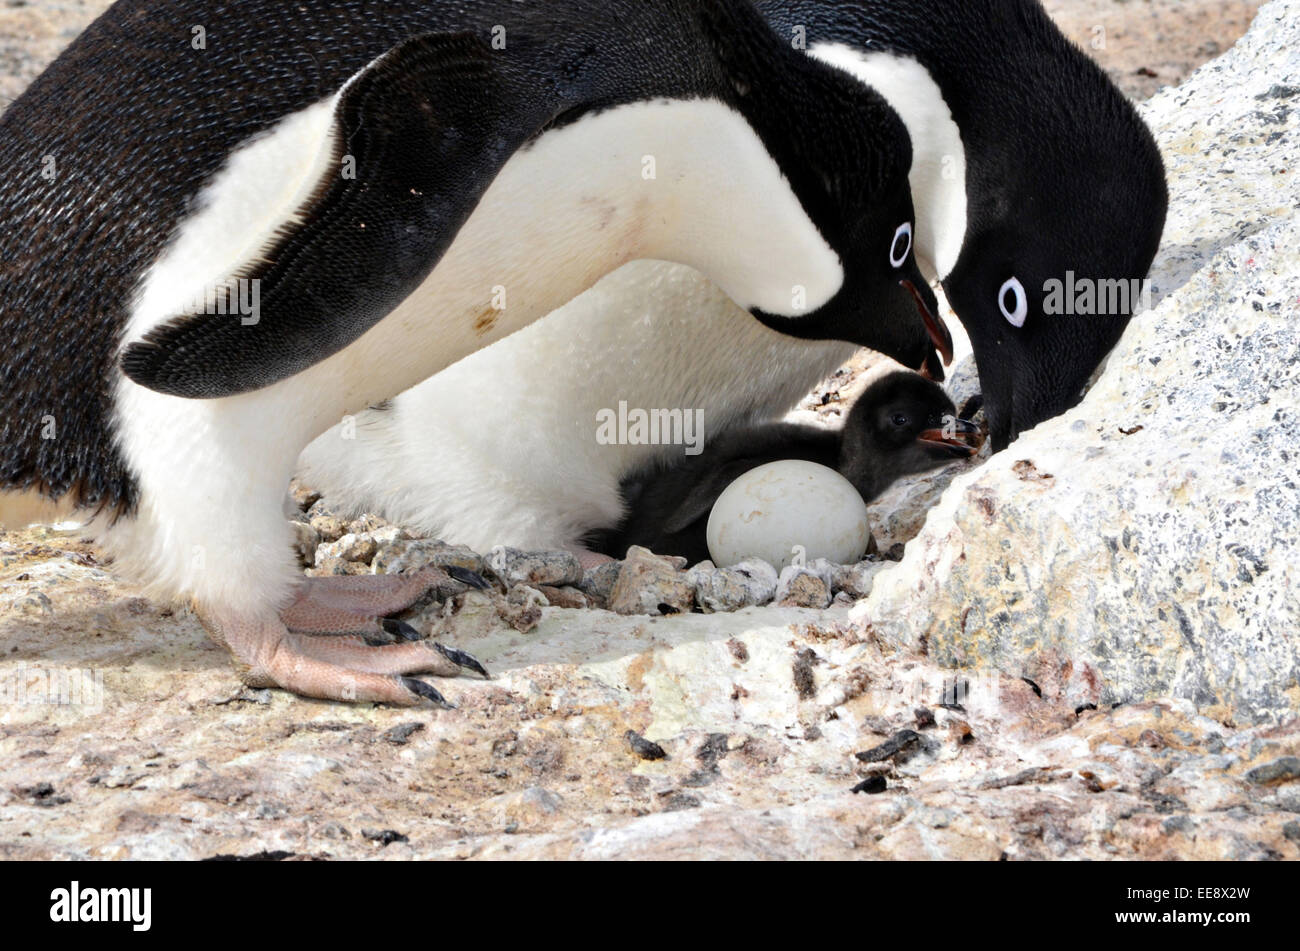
[3,521,1298,860]
[2,1,1296,860]
[1042,0,1265,99]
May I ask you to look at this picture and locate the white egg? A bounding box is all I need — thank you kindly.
[706,460,871,569]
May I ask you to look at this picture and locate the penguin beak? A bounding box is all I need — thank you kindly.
[917,416,982,457]
[900,279,953,375]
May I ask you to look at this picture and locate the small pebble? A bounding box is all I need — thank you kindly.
[287,479,322,512]
[577,560,622,604]
[360,829,408,847]
[306,556,369,577]
[660,793,700,811]
[831,559,888,599]
[305,498,339,520]
[776,566,831,609]
[372,539,483,576]
[315,532,379,566]
[855,730,923,764]
[625,730,667,761]
[1246,757,1300,785]
[689,558,778,612]
[382,722,426,746]
[347,513,391,535]
[948,719,975,746]
[487,547,582,588]
[309,515,348,544]
[851,775,888,794]
[536,585,589,609]
[17,782,70,807]
[607,547,694,616]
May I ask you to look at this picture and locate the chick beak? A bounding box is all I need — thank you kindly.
[917,416,982,457]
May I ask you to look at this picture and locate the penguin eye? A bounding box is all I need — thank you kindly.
[999,277,1028,328]
[891,413,909,428]
[889,222,913,269]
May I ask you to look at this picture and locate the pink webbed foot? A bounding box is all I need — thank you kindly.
[200,568,490,706]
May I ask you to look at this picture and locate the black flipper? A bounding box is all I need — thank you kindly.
[660,456,771,535]
[122,33,559,399]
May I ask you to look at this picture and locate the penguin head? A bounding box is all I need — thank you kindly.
[838,371,979,501]
[746,152,952,381]
[710,10,953,379]
[946,209,1159,452]
[933,24,1169,451]
[749,0,1169,450]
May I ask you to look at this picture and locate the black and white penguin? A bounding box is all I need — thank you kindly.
[755,0,1169,448]
[586,371,979,565]
[298,0,1167,560]
[0,0,945,704]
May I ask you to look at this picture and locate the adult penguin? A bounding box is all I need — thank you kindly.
[0,0,946,704]
[298,0,1166,558]
[757,0,1169,448]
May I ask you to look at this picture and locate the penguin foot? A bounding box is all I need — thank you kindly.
[200,568,489,706]
[280,568,483,635]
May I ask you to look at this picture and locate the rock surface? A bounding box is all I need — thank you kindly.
[859,1,1300,727]
[689,559,780,612]
[2,531,1295,860]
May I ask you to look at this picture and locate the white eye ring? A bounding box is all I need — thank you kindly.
[889,222,913,268]
[999,277,1028,327]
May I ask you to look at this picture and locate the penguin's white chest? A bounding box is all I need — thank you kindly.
[810,44,969,282]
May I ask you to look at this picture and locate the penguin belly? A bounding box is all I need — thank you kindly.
[297,260,858,555]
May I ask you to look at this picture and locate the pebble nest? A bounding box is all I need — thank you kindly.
[290,481,892,627]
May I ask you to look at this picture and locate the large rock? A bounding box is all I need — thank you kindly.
[857,0,1300,726]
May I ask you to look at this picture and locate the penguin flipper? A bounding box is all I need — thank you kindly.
[660,457,767,536]
[121,33,559,399]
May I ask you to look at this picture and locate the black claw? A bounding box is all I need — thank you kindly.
[434,642,490,678]
[446,566,491,590]
[381,617,423,642]
[400,677,455,709]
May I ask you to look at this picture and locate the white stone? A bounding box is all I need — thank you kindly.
[856,1,1300,725]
